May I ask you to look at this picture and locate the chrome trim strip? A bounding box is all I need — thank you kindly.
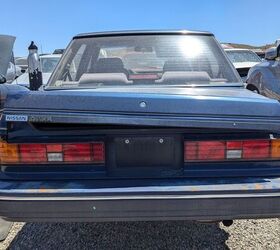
[1,177,280,194]
[0,192,280,201]
[4,110,280,132]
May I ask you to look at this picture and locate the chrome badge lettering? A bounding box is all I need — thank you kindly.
[28,116,53,123]
[5,115,28,122]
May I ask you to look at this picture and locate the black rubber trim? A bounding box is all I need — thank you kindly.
[73,30,214,39]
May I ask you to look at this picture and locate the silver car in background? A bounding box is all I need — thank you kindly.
[225,49,261,81]
[246,40,280,98]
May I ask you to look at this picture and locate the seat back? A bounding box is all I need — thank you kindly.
[94,58,128,75]
[163,60,192,72]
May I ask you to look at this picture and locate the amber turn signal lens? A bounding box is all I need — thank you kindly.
[271,139,280,158]
[0,142,20,163]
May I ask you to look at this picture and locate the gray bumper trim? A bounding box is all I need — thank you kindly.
[1,194,280,222]
[1,179,280,222]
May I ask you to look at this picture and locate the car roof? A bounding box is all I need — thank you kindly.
[74,30,213,39]
[224,48,256,52]
[40,54,62,59]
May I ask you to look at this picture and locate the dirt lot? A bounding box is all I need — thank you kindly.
[0,219,279,249]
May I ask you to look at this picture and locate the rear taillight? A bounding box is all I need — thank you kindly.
[63,144,92,163]
[184,139,278,162]
[0,142,105,164]
[243,140,270,159]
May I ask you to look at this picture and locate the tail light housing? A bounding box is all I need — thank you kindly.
[185,139,280,162]
[0,142,105,164]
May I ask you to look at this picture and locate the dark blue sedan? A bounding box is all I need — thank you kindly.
[0,30,280,223]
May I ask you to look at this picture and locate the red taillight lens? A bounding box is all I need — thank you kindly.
[198,141,225,160]
[185,141,225,161]
[184,142,198,161]
[0,142,105,164]
[64,144,91,162]
[185,139,272,162]
[243,140,270,159]
[92,142,105,162]
[226,141,242,150]
[20,144,47,163]
[47,144,63,152]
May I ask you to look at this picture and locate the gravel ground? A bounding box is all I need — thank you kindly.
[0,219,279,250]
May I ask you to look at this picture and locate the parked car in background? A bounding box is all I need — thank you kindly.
[0,35,16,82]
[15,57,28,71]
[246,42,280,98]
[5,62,23,83]
[253,49,266,60]
[1,30,280,224]
[225,48,261,80]
[53,49,65,54]
[220,43,233,49]
[12,54,61,88]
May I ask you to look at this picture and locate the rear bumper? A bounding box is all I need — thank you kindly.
[0,177,280,222]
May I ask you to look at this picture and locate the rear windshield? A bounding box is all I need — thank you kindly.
[226,50,261,63]
[48,35,240,89]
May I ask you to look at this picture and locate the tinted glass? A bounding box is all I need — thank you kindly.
[41,57,60,73]
[226,50,261,63]
[48,35,240,88]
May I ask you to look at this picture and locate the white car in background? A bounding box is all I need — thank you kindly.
[225,49,261,81]
[15,57,28,71]
[6,62,23,83]
[12,54,61,88]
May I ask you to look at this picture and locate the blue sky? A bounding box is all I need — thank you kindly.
[1,0,279,56]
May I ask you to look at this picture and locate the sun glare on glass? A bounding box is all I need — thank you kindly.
[179,37,204,58]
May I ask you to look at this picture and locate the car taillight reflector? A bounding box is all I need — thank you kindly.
[242,140,270,159]
[198,141,225,160]
[64,144,91,162]
[184,139,274,162]
[92,142,105,162]
[184,142,197,161]
[20,144,47,163]
[47,144,63,152]
[0,142,105,164]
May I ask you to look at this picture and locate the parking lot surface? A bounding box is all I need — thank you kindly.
[0,219,279,249]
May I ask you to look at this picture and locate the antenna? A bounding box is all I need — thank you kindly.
[11,51,17,79]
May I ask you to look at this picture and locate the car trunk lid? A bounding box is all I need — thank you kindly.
[0,35,15,77]
[3,86,280,132]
